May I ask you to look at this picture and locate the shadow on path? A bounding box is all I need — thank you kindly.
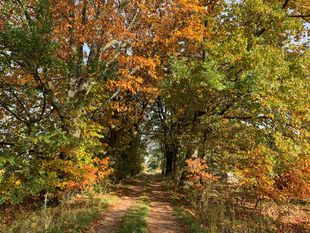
[87,174,185,233]
[147,175,185,233]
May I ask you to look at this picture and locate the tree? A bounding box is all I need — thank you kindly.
[153,0,310,201]
[0,0,206,202]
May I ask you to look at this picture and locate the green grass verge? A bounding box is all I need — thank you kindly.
[1,194,117,233]
[174,207,209,233]
[118,196,150,233]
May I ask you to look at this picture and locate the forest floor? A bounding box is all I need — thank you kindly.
[87,174,186,233]
[85,174,310,233]
[1,174,308,233]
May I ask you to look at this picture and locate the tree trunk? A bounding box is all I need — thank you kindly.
[165,153,173,175]
[164,146,178,176]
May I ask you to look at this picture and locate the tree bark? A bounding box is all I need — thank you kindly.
[165,150,173,175]
[163,146,178,176]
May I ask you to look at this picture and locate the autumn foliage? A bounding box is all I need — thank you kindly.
[0,1,310,231]
[0,0,206,203]
[185,158,217,190]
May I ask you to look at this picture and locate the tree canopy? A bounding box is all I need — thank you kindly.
[0,0,309,208]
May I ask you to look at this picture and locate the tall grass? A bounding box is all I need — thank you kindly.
[174,207,208,233]
[178,184,278,233]
[0,192,117,233]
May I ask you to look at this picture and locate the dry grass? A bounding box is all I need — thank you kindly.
[173,183,310,233]
[0,192,117,233]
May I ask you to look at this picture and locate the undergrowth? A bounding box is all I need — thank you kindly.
[0,192,117,233]
[175,207,208,233]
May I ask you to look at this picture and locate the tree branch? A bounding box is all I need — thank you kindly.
[0,101,28,124]
[223,115,272,121]
[288,14,310,21]
[282,0,290,9]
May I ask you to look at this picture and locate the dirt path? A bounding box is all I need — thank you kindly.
[87,196,134,233]
[87,176,146,233]
[87,175,185,233]
[147,177,184,233]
